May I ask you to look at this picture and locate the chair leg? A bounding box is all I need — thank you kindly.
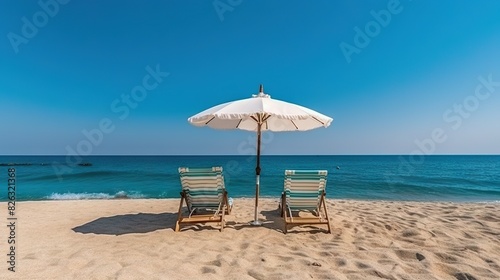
[224,191,231,215]
[280,192,285,217]
[220,204,226,232]
[175,193,185,232]
[321,194,331,233]
[283,205,288,234]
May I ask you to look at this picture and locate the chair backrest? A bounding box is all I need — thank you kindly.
[178,167,224,209]
[284,170,328,211]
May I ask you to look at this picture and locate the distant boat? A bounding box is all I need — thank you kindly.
[78,163,92,167]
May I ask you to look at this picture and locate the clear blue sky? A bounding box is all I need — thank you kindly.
[1,1,500,155]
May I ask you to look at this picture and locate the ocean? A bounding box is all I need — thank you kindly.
[1,155,499,202]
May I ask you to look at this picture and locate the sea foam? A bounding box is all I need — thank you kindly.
[46,191,145,200]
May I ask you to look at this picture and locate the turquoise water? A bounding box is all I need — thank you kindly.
[1,155,499,202]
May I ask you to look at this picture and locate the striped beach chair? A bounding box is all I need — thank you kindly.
[176,167,231,232]
[281,170,331,234]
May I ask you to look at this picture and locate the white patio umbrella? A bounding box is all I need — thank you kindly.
[188,85,333,225]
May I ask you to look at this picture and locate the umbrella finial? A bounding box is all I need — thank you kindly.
[252,84,270,98]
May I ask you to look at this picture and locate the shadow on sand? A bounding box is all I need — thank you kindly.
[72,212,178,235]
[259,208,330,234]
[226,208,285,233]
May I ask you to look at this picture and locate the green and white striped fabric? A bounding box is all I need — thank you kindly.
[284,170,328,211]
[178,167,224,209]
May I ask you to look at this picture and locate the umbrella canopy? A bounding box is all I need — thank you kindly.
[188,85,333,225]
[189,86,332,131]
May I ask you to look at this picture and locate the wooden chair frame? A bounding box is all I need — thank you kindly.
[175,167,231,232]
[280,170,332,234]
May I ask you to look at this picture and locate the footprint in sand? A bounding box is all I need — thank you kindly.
[335,258,347,267]
[395,249,425,262]
[201,267,217,274]
[479,215,500,222]
[484,259,500,272]
[356,262,371,269]
[454,272,477,280]
[401,229,420,238]
[205,259,222,267]
[277,255,294,262]
[434,252,459,264]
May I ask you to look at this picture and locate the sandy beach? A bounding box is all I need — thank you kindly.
[1,198,499,280]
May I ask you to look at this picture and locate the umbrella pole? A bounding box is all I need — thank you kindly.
[250,121,263,226]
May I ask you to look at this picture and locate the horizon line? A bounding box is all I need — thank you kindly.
[1,154,500,157]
